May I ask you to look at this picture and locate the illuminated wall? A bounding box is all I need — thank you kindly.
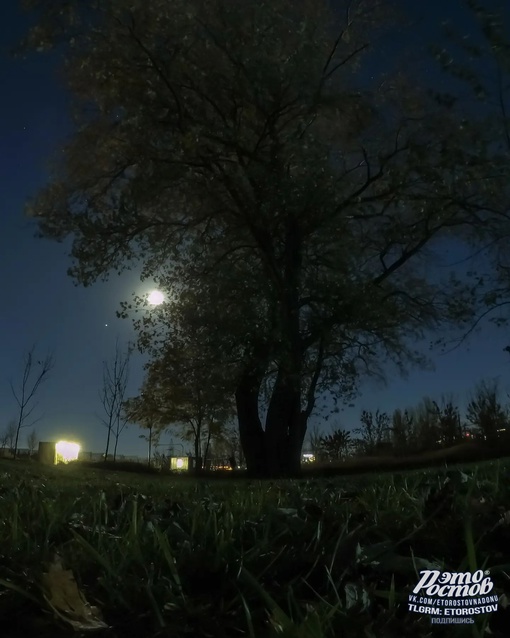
[170,456,189,471]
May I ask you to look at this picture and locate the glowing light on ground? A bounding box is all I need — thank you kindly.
[56,441,80,463]
[148,290,164,305]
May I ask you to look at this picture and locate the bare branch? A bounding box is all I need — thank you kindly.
[9,345,55,458]
[99,338,130,461]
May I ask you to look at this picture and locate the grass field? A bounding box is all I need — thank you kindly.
[1,457,510,637]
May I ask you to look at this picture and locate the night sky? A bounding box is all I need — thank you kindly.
[1,1,509,457]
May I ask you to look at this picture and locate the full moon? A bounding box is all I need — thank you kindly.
[148,290,164,306]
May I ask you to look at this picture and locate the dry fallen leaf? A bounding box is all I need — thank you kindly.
[42,556,108,631]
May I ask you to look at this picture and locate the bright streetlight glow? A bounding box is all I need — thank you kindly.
[55,441,80,463]
[148,290,164,306]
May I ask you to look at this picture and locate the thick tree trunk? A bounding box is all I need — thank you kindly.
[265,372,305,477]
[236,368,266,476]
[194,431,203,475]
[267,214,304,477]
[238,216,305,478]
[287,412,308,475]
[264,373,295,476]
[238,360,309,477]
[203,426,212,469]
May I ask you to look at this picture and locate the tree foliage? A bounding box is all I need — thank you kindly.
[432,0,510,340]
[208,421,244,467]
[466,379,507,444]
[355,410,391,455]
[411,398,443,451]
[434,397,464,447]
[318,426,351,461]
[391,408,414,455]
[123,388,164,467]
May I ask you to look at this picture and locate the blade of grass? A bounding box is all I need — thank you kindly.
[0,578,40,604]
[464,515,477,573]
[153,525,184,599]
[70,529,122,595]
[388,573,395,611]
[240,566,292,629]
[145,580,166,629]
[240,593,256,638]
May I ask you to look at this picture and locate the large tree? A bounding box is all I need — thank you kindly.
[23,0,505,475]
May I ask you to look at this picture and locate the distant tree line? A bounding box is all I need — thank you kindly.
[309,379,510,462]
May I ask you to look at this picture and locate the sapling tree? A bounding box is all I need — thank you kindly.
[26,428,38,456]
[139,424,160,467]
[98,339,130,461]
[9,346,55,459]
[124,391,164,467]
